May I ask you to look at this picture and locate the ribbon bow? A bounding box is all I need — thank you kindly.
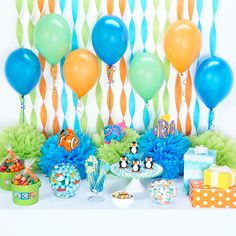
[209,164,232,173]
[194,145,208,155]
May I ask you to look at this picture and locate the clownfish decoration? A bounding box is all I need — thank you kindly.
[58,128,79,152]
[153,114,176,138]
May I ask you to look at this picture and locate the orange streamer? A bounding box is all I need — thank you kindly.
[120,57,127,123]
[119,0,126,17]
[185,70,192,135]
[175,73,182,132]
[177,0,184,20]
[106,66,114,125]
[107,0,114,15]
[188,0,195,21]
[48,0,55,13]
[37,0,44,14]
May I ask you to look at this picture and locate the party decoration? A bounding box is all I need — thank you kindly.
[183,146,216,194]
[0,146,24,191]
[39,130,96,180]
[148,179,176,205]
[129,52,165,103]
[49,163,81,198]
[85,155,109,202]
[92,15,128,66]
[34,13,71,65]
[93,127,140,165]
[103,122,126,144]
[11,159,41,206]
[112,191,134,208]
[190,131,236,169]
[139,130,190,179]
[0,124,46,170]
[58,128,79,152]
[63,49,100,99]
[204,164,236,190]
[164,20,202,73]
[194,57,233,110]
[190,180,236,208]
[5,48,41,96]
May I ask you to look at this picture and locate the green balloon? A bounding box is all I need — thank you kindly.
[34,14,71,65]
[129,52,165,102]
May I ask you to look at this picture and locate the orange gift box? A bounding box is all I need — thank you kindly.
[189,180,236,208]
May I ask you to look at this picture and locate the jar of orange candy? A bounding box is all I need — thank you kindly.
[0,145,24,190]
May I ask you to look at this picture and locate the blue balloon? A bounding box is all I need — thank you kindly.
[5,48,41,96]
[194,57,233,109]
[92,15,128,66]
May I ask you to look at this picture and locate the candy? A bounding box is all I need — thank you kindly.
[49,163,81,198]
[148,179,176,205]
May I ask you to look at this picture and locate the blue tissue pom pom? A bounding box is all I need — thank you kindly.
[138,129,190,179]
[39,131,96,180]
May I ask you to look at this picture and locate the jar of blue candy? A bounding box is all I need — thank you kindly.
[49,163,81,198]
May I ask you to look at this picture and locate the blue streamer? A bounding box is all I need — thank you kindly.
[129,90,135,128]
[210,0,218,57]
[72,0,78,23]
[59,0,66,13]
[72,29,78,51]
[143,105,150,129]
[208,109,215,130]
[73,92,80,132]
[129,0,135,12]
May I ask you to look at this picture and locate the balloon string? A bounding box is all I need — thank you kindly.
[21,95,25,123]
[77,99,83,114]
[208,109,215,130]
[52,64,57,94]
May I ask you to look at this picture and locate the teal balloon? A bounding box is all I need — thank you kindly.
[34,14,71,65]
[129,53,165,102]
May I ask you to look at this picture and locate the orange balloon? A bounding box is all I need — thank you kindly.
[164,20,202,73]
[63,49,100,99]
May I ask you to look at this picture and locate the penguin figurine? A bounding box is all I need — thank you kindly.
[119,156,128,169]
[132,159,141,172]
[129,142,138,154]
[144,156,154,169]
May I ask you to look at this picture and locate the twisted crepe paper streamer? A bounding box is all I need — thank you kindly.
[59,0,68,130]
[95,0,104,132]
[48,0,60,135]
[152,0,160,125]
[15,0,25,123]
[27,0,37,128]
[71,0,80,132]
[119,0,127,125]
[128,0,136,129]
[106,0,114,125]
[140,0,150,130]
[193,0,203,135]
[162,0,172,116]
[208,0,219,130]
[81,0,91,133]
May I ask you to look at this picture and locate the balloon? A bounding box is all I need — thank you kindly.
[5,48,41,96]
[34,14,71,65]
[164,20,202,73]
[129,52,165,102]
[63,49,100,99]
[92,15,128,66]
[194,57,233,109]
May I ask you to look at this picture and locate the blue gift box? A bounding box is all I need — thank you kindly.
[183,146,216,194]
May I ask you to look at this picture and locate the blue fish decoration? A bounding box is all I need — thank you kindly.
[104,122,125,144]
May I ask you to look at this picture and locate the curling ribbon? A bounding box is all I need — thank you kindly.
[95,0,104,132]
[15,0,24,123]
[152,0,160,125]
[193,0,203,134]
[21,95,25,123]
[81,0,91,133]
[128,0,136,128]
[71,0,80,132]
[119,0,127,124]
[106,0,114,125]
[59,0,68,130]
[37,0,47,136]
[27,0,37,128]
[207,0,218,130]
[140,0,150,129]
[48,0,60,134]
[162,0,171,116]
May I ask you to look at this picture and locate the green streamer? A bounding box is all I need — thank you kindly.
[16,19,23,47]
[81,95,88,132]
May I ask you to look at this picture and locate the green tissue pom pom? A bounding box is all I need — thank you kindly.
[0,124,46,170]
[93,128,140,165]
[190,131,236,168]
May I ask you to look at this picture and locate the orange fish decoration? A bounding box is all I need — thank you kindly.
[58,128,79,152]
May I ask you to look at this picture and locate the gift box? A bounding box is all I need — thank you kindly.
[189,180,236,208]
[183,146,216,194]
[204,165,236,190]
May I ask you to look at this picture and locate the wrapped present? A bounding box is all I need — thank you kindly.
[183,145,216,194]
[189,180,236,208]
[204,165,236,190]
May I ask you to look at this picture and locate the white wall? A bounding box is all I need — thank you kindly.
[0,0,236,139]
